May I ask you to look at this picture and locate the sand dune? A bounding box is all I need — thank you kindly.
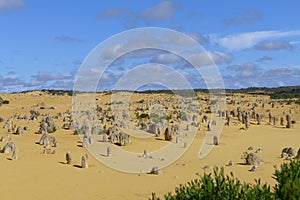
[0,91,299,199]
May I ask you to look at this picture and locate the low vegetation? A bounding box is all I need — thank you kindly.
[151,159,300,200]
[0,96,9,105]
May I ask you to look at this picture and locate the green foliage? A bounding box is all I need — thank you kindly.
[165,115,172,120]
[96,105,103,112]
[30,110,40,117]
[73,129,80,135]
[140,122,147,130]
[151,167,272,200]
[270,88,300,99]
[41,89,74,96]
[151,159,300,200]
[295,99,300,105]
[137,99,145,104]
[2,100,9,104]
[150,113,168,123]
[0,96,9,106]
[273,159,300,200]
[137,113,150,119]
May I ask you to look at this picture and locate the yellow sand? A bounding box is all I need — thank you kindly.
[0,91,299,199]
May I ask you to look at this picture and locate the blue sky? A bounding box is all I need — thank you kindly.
[0,0,300,92]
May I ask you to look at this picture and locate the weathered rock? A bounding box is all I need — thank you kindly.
[246,153,263,165]
[269,111,272,123]
[186,124,192,131]
[66,151,72,164]
[255,148,263,153]
[175,136,180,144]
[227,160,234,166]
[248,146,254,151]
[183,142,187,148]
[245,113,250,129]
[0,135,8,142]
[119,132,130,146]
[42,148,52,154]
[281,147,296,157]
[257,113,261,125]
[203,165,211,170]
[249,165,258,172]
[102,134,109,142]
[37,115,59,134]
[81,154,88,168]
[11,149,18,160]
[213,136,219,145]
[286,114,292,128]
[150,166,161,174]
[15,126,24,135]
[280,117,284,126]
[2,142,17,153]
[207,122,211,131]
[295,148,300,159]
[38,134,58,147]
[164,128,173,141]
[107,146,111,157]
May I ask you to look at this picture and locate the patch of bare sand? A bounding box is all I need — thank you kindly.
[0,92,299,199]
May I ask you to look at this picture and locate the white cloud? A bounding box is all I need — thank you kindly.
[34,71,65,82]
[224,10,262,26]
[255,41,293,51]
[257,56,273,62]
[0,0,26,10]
[54,35,83,43]
[101,32,163,60]
[98,0,181,27]
[142,0,180,22]
[227,62,260,77]
[223,64,300,88]
[189,51,233,66]
[163,32,209,46]
[150,52,182,64]
[215,30,300,50]
[98,7,130,18]
[186,32,209,44]
[263,66,300,78]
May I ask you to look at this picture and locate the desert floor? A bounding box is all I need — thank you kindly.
[0,91,299,200]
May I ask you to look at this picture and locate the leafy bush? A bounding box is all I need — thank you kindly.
[2,100,9,104]
[137,113,150,119]
[273,159,300,200]
[0,97,9,105]
[151,159,300,200]
[30,110,40,117]
[151,167,272,200]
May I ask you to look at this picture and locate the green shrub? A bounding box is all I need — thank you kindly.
[151,159,300,200]
[30,110,40,117]
[151,167,273,200]
[273,159,300,200]
[138,113,150,119]
[0,97,9,105]
[2,100,9,104]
